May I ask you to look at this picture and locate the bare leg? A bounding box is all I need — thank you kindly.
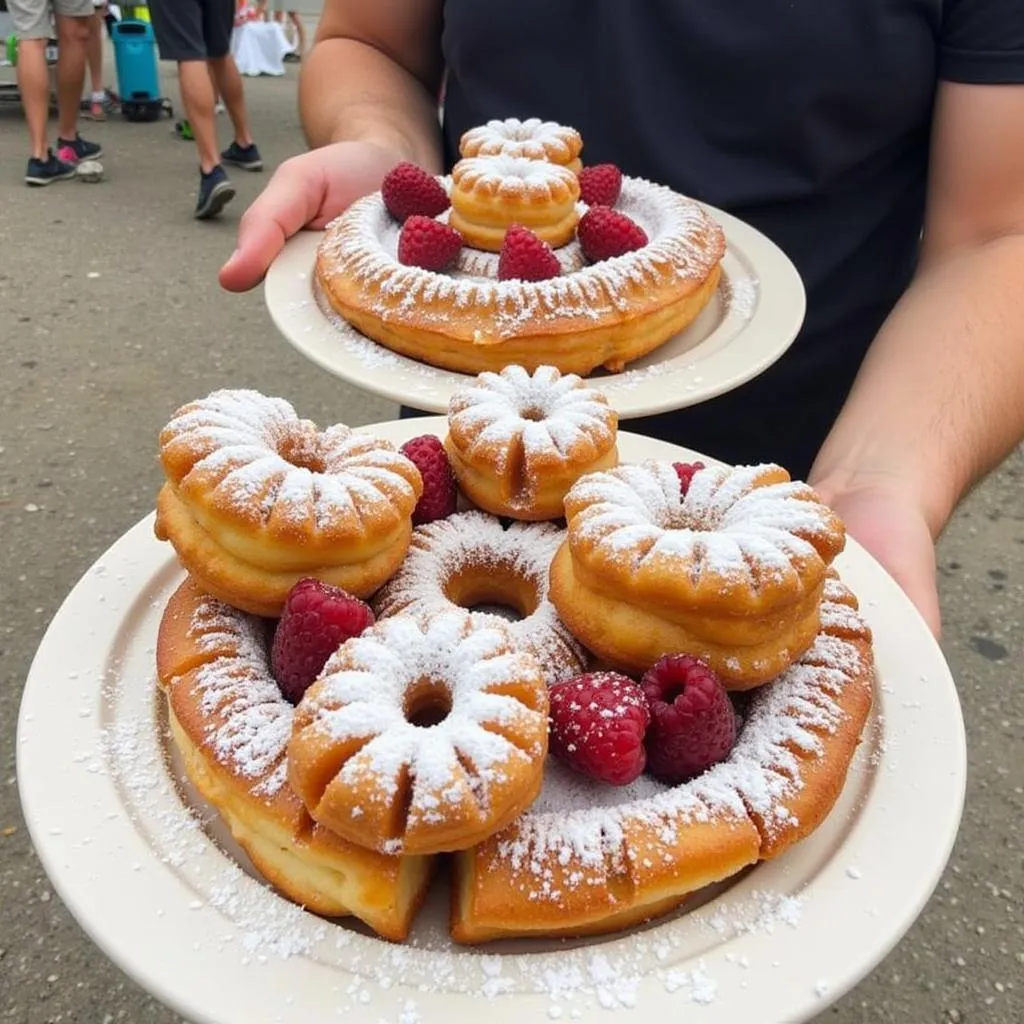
[272,8,291,50]
[288,12,306,57]
[87,10,104,94]
[16,38,50,159]
[54,14,90,140]
[207,64,221,107]
[178,59,219,172]
[208,55,253,147]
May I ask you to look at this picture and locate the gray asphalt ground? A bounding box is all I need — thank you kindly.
[1,42,1021,1024]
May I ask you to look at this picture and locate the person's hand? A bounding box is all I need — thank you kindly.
[810,475,941,638]
[219,140,406,293]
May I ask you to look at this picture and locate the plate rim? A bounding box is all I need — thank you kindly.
[17,421,965,1024]
[263,201,806,419]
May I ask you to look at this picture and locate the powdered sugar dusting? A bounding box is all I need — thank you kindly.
[374,510,586,683]
[459,117,582,165]
[294,613,548,851]
[663,963,718,1003]
[313,286,436,377]
[565,460,843,595]
[453,155,579,198]
[99,680,330,965]
[177,596,291,795]
[722,271,758,321]
[317,175,724,340]
[480,583,872,896]
[449,365,614,453]
[206,870,328,960]
[160,388,419,530]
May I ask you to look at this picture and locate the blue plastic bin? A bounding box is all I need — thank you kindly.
[111,19,163,121]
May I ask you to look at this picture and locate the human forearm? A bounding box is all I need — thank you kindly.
[811,234,1024,536]
[299,37,442,172]
[218,1,443,291]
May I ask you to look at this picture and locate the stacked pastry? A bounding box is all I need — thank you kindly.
[153,369,874,946]
[314,116,727,376]
[153,373,618,940]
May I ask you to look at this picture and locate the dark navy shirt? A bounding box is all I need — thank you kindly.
[439,1,1024,476]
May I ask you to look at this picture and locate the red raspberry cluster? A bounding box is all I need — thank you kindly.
[380,159,649,280]
[548,654,737,786]
[382,162,464,272]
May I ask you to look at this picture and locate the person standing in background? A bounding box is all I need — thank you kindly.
[84,0,111,119]
[148,0,263,219]
[258,0,306,62]
[9,0,103,184]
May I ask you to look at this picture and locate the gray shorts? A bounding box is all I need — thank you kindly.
[266,1,320,12]
[9,0,95,40]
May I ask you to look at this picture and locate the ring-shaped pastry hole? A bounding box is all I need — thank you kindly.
[404,678,453,728]
[518,406,546,422]
[276,425,326,473]
[442,564,540,622]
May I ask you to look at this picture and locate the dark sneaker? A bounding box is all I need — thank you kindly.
[220,140,263,171]
[195,165,235,220]
[55,133,103,161]
[25,149,78,186]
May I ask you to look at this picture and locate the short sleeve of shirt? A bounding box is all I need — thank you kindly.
[939,0,1024,83]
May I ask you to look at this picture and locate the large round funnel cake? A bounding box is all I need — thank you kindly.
[315,174,726,378]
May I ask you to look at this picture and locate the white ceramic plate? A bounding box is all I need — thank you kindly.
[18,423,964,1024]
[264,205,805,419]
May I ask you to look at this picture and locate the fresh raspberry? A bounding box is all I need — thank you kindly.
[672,461,706,496]
[548,672,651,786]
[381,162,450,222]
[399,434,458,524]
[271,579,375,704]
[577,206,648,262]
[641,655,737,784]
[578,163,623,207]
[497,224,561,282]
[397,215,463,271]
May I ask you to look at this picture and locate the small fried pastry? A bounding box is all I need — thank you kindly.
[549,460,846,687]
[155,388,422,616]
[444,365,618,520]
[373,510,586,683]
[458,117,584,171]
[288,612,549,856]
[448,155,581,252]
